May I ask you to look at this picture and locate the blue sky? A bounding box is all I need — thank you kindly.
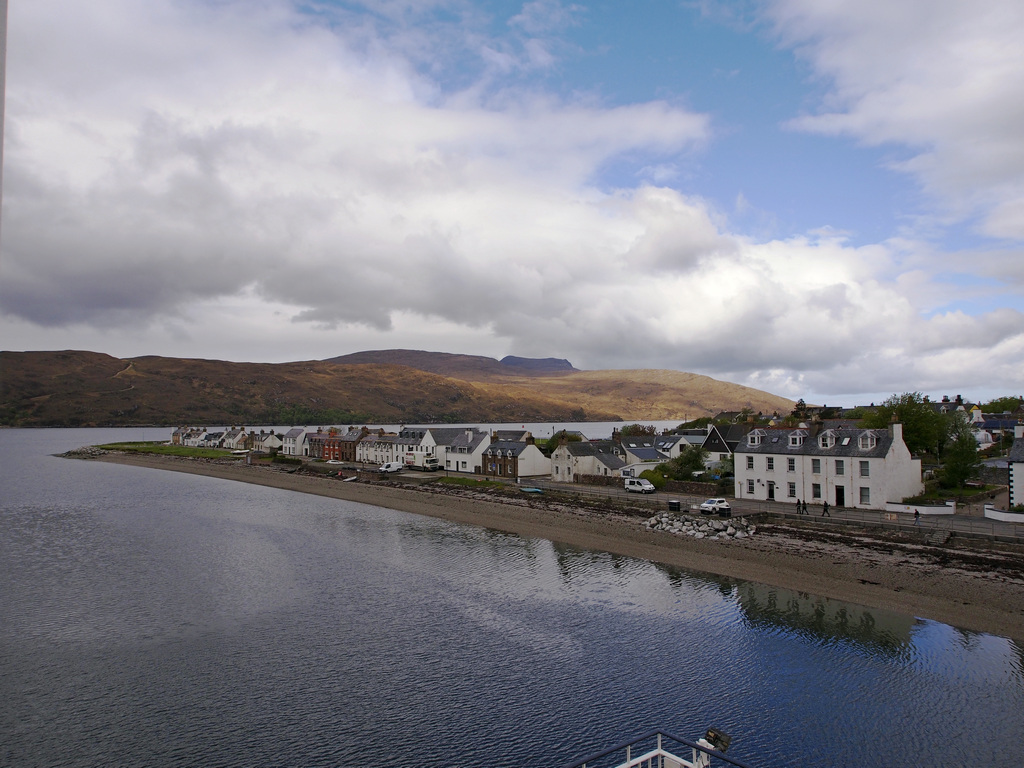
[2,0,1023,407]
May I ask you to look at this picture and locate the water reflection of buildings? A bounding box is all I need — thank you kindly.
[737,583,917,654]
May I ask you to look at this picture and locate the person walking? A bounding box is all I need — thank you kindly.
[914,509,920,526]
[796,498,803,515]
[821,500,830,517]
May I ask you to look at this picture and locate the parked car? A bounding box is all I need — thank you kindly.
[624,477,656,494]
[378,461,404,473]
[699,498,731,514]
[326,460,343,464]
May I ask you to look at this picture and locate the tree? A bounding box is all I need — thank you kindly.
[543,430,581,456]
[859,392,944,455]
[620,423,657,436]
[940,412,982,489]
[656,444,709,481]
[982,395,1023,413]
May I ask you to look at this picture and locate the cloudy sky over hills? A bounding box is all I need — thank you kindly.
[2,0,1023,405]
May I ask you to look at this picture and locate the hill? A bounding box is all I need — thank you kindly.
[0,350,794,427]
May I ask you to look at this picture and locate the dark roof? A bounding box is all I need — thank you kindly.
[1009,437,1024,464]
[735,427,893,459]
[624,447,668,462]
[484,440,530,457]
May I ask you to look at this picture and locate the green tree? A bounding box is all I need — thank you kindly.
[656,444,709,481]
[639,469,666,489]
[620,423,657,436]
[543,430,582,456]
[859,392,945,455]
[982,395,1023,413]
[940,413,982,489]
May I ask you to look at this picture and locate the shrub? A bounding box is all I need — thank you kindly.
[639,469,666,489]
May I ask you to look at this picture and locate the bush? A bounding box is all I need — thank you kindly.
[272,455,303,465]
[639,469,666,489]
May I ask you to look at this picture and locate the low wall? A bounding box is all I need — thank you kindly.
[578,474,720,496]
[984,505,1024,523]
[884,501,956,516]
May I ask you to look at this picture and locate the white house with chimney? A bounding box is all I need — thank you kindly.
[734,423,923,510]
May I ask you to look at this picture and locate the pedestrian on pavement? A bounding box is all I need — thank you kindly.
[914,509,920,526]
[796,499,802,515]
[803,500,809,515]
[822,501,830,517]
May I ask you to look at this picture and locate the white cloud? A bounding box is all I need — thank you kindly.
[1,0,1022,406]
[768,0,1024,238]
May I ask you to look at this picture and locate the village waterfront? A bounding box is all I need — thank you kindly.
[3,428,1024,767]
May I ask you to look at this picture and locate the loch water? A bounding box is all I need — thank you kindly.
[2,428,1023,768]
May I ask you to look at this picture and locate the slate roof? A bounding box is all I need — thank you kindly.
[735,427,893,459]
[624,446,668,462]
[1009,437,1024,464]
[445,429,490,451]
[561,440,626,469]
[283,428,305,439]
[484,440,530,457]
[493,430,530,442]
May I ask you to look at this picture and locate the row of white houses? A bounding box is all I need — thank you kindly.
[174,420,936,510]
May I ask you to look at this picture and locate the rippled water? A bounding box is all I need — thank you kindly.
[2,428,1023,767]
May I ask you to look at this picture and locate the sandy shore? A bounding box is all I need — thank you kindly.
[92,452,1024,641]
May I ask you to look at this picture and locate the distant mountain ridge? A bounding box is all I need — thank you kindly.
[324,350,576,379]
[499,356,574,372]
[0,349,794,427]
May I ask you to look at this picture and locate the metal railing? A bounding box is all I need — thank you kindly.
[562,729,757,768]
[749,501,1024,543]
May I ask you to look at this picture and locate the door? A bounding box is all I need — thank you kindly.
[767,481,776,500]
[835,486,845,507]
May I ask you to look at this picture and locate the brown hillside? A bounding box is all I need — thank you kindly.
[325,349,576,380]
[0,350,793,427]
[0,351,618,427]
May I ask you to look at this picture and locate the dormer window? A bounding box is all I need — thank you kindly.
[748,429,765,446]
[789,430,807,447]
[819,430,836,449]
[859,433,877,450]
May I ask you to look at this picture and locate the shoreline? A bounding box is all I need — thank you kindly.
[92,452,1024,641]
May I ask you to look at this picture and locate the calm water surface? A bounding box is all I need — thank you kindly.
[2,428,1022,767]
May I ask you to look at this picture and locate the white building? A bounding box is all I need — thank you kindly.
[1010,425,1024,509]
[734,423,923,510]
[550,441,625,481]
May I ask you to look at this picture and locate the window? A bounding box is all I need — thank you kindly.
[747,479,755,494]
[749,429,765,446]
[766,457,775,471]
[835,460,844,476]
[860,487,871,504]
[787,457,796,472]
[788,482,796,497]
[859,434,877,450]
[746,456,754,470]
[859,460,870,477]
[812,458,821,474]
[819,431,836,449]
[812,483,821,499]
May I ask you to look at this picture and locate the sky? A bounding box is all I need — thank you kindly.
[2,0,1023,407]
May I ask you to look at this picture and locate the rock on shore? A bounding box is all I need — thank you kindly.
[644,512,756,540]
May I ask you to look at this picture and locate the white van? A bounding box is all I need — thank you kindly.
[378,461,404,474]
[624,478,656,494]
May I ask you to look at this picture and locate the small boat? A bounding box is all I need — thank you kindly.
[562,728,753,768]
